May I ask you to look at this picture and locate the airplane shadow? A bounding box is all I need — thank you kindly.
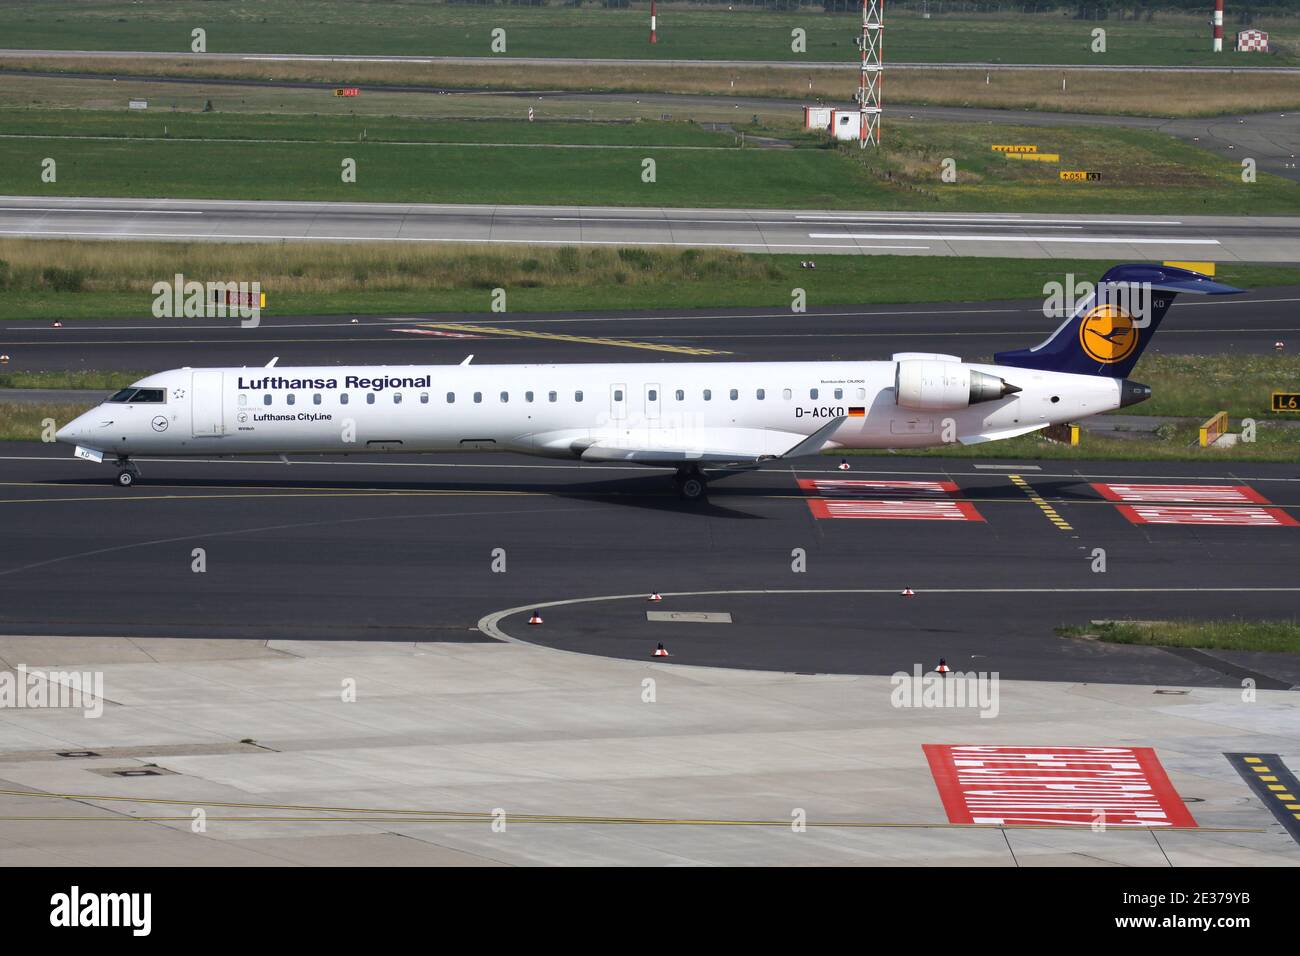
[40,471,774,519]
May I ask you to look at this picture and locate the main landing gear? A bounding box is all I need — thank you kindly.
[114,456,140,488]
[674,466,708,502]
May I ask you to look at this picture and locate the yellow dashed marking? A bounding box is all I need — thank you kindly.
[419,322,730,356]
[1008,474,1074,531]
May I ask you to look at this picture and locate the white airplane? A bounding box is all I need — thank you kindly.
[55,264,1241,499]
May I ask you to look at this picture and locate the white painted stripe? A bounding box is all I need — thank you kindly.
[0,207,202,215]
[554,216,1082,229]
[479,587,1300,652]
[808,232,1221,245]
[0,228,931,250]
[797,215,1182,226]
[974,464,1042,470]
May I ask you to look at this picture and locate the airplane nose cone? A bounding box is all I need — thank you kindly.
[55,419,80,444]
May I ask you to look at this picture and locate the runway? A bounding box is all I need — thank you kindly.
[1,197,1295,261]
[1,445,1297,690]
[3,285,1298,372]
[4,48,1299,73]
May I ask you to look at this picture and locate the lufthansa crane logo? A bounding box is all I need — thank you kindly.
[1078,304,1138,364]
[151,416,168,432]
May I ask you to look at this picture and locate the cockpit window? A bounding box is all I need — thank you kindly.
[108,387,165,404]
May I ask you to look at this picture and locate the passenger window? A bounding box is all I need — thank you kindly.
[810,388,819,400]
[857,388,866,399]
[783,388,792,400]
[575,391,583,402]
[340,393,349,405]
[447,392,455,403]
[420,392,429,404]
[394,393,402,404]
[287,394,296,406]
[834,388,843,400]
[263,394,272,406]
[756,389,765,400]
[366,393,375,405]
[614,389,623,402]
[526,391,534,403]
[548,391,557,403]
[500,391,509,403]
[729,389,738,401]
[703,389,712,401]
[238,394,247,406]
[474,392,482,403]
[675,389,684,401]
[313,393,321,405]
[648,389,657,402]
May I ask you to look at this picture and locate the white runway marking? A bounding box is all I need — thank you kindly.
[0,228,930,250]
[796,215,1184,226]
[0,207,202,215]
[808,232,1220,245]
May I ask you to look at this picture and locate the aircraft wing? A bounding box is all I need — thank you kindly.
[570,416,848,466]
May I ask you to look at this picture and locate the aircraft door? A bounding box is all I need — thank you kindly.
[191,371,225,437]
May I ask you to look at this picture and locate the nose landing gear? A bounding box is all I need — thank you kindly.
[114,456,140,488]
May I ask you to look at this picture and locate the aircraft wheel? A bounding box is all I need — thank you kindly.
[677,475,707,501]
[115,470,136,488]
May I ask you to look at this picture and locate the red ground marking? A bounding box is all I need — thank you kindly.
[923,744,1198,828]
[806,499,984,521]
[1116,504,1299,527]
[797,479,963,497]
[798,479,984,521]
[1091,482,1271,504]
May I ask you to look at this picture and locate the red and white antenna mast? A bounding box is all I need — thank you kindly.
[860,0,883,146]
[650,0,658,45]
[1212,0,1224,52]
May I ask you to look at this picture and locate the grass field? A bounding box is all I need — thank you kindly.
[0,401,93,442]
[0,110,737,147]
[1058,619,1300,653]
[1,3,1296,66]
[2,240,1297,322]
[2,110,1293,213]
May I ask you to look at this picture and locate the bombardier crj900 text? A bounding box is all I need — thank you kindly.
[56,265,1241,499]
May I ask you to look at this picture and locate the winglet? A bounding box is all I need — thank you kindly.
[774,416,847,460]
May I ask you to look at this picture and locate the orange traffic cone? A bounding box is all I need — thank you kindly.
[936,657,951,676]
[900,588,915,597]
[648,592,663,602]
[653,642,669,657]
[528,610,544,625]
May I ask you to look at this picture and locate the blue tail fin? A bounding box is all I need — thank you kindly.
[994,263,1244,378]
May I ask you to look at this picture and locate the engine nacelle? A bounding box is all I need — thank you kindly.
[895,360,1019,411]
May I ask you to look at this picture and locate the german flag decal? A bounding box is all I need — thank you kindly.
[848,407,866,417]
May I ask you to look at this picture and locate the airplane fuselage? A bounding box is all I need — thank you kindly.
[56,357,1130,461]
